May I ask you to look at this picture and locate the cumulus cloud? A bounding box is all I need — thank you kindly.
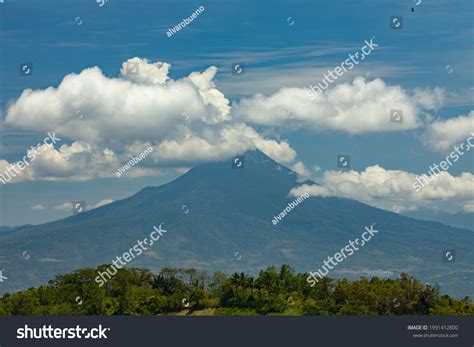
[0,142,122,183]
[422,110,474,152]
[4,61,227,144]
[290,165,474,212]
[145,123,295,165]
[120,57,171,85]
[31,204,45,210]
[2,58,295,182]
[232,77,444,134]
[187,66,231,123]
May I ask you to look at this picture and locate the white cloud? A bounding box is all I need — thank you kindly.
[145,123,295,165]
[4,63,225,144]
[2,58,295,182]
[31,204,45,210]
[0,142,123,183]
[120,57,171,85]
[54,202,72,211]
[33,200,113,211]
[51,199,113,212]
[232,77,443,134]
[291,184,335,198]
[291,161,311,182]
[93,199,114,208]
[290,165,474,211]
[422,110,474,152]
[413,88,445,110]
[0,134,294,183]
[463,202,474,213]
[187,66,231,123]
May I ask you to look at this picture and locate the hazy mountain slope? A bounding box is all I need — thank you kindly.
[403,209,473,231]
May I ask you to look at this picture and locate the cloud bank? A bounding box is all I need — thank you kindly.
[232,77,444,134]
[2,58,296,182]
[1,56,468,194]
[290,165,474,212]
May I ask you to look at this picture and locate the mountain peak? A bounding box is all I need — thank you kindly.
[0,147,472,299]
[172,148,302,194]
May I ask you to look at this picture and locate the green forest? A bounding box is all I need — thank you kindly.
[1,265,472,316]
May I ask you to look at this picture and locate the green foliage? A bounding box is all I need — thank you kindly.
[0,266,472,316]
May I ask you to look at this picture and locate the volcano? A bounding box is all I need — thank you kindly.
[0,150,472,297]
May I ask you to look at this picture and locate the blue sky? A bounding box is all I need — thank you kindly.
[0,0,473,225]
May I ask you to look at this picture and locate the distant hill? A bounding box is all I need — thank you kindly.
[403,209,473,231]
[0,225,34,234]
[0,150,472,298]
[0,226,13,233]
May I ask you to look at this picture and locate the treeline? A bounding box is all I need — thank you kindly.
[0,265,472,316]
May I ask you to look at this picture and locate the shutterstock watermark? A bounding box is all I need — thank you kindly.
[272,193,309,226]
[306,38,378,100]
[306,224,379,286]
[115,146,153,178]
[0,132,61,185]
[412,131,474,192]
[17,324,110,340]
[95,224,168,286]
[166,5,205,38]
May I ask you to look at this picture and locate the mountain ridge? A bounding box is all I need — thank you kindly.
[0,150,472,298]
[403,209,473,231]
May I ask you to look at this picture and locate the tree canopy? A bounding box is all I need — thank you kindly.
[1,265,472,316]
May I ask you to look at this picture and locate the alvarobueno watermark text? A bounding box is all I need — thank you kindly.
[272,193,310,226]
[166,5,205,38]
[115,146,153,178]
